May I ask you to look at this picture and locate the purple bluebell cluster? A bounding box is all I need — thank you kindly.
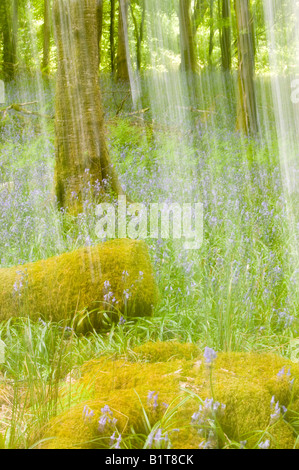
[192,397,226,449]
[147,390,159,410]
[270,396,287,424]
[203,347,217,365]
[147,428,170,449]
[82,405,95,422]
[258,439,270,449]
[110,431,122,449]
[98,404,117,432]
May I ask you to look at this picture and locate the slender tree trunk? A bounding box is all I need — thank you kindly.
[97,0,103,66]
[220,0,231,71]
[0,2,5,60]
[110,0,116,74]
[208,0,214,64]
[130,0,145,72]
[235,0,258,134]
[117,0,129,81]
[192,0,208,38]
[2,0,18,81]
[42,0,51,74]
[179,0,197,73]
[138,1,145,72]
[53,0,124,213]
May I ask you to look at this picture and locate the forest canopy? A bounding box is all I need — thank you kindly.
[0,0,298,78]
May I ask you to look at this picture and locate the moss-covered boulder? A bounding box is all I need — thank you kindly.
[40,341,299,449]
[0,239,158,332]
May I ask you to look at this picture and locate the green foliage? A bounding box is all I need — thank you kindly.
[0,0,281,77]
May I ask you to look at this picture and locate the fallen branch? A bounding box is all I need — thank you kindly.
[177,105,216,114]
[0,101,54,120]
[115,90,131,116]
[122,107,149,117]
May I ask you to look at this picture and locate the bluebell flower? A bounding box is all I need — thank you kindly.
[98,414,108,432]
[123,289,130,300]
[154,429,163,443]
[203,347,217,365]
[110,431,116,445]
[270,399,280,424]
[147,390,155,403]
[115,434,122,449]
[258,439,270,449]
[101,405,112,415]
[98,404,117,433]
[82,405,94,422]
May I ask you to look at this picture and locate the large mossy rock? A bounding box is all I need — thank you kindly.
[40,342,299,449]
[0,239,158,332]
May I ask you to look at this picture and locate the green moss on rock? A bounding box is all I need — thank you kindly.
[0,239,159,332]
[40,342,299,449]
[133,341,199,362]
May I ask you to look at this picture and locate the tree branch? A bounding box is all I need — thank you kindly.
[0,101,54,119]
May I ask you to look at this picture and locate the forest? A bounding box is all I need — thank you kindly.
[0,0,299,451]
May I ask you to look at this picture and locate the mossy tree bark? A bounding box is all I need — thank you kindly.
[42,0,51,74]
[179,0,197,73]
[235,0,258,135]
[220,0,231,71]
[53,0,124,213]
[1,0,18,81]
[117,0,130,81]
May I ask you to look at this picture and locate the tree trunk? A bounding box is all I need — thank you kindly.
[220,0,231,71]
[97,0,103,66]
[208,0,214,65]
[192,0,208,38]
[2,0,18,81]
[235,0,258,135]
[130,0,145,72]
[42,0,51,74]
[117,0,129,81]
[110,0,116,74]
[179,0,197,73]
[53,0,124,213]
